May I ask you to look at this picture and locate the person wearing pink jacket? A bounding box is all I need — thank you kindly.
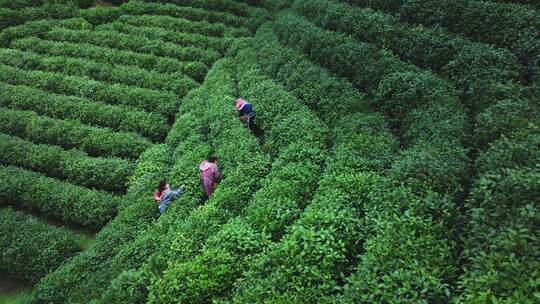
[199,155,221,198]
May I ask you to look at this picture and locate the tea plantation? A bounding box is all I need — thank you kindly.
[0,0,538,303]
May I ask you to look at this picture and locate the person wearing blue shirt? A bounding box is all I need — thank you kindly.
[235,98,256,130]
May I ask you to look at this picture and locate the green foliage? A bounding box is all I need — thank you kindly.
[272,11,409,94]
[0,165,119,228]
[44,28,220,67]
[11,36,209,82]
[0,48,199,97]
[120,0,263,31]
[0,107,150,160]
[0,208,83,284]
[143,0,269,19]
[96,22,229,54]
[0,2,77,29]
[0,17,92,47]
[35,144,173,303]
[232,25,368,126]
[0,82,168,141]
[459,127,539,303]
[0,133,134,192]
[0,64,180,118]
[475,99,538,147]
[108,14,249,38]
[0,0,43,10]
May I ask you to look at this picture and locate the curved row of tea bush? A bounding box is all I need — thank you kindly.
[34,144,175,303]
[0,0,43,9]
[94,59,275,303]
[147,58,331,303]
[44,28,220,67]
[294,0,526,111]
[456,127,539,303]
[0,107,150,160]
[345,0,540,82]
[0,17,91,47]
[35,59,271,303]
[0,2,77,29]
[109,14,250,38]
[0,82,168,141]
[0,208,83,284]
[293,0,535,151]
[10,36,208,82]
[230,24,368,126]
[269,14,469,301]
[120,0,261,31]
[96,22,229,54]
[218,34,401,302]
[0,48,199,97]
[0,133,134,193]
[0,165,119,229]
[0,64,180,118]
[142,0,268,19]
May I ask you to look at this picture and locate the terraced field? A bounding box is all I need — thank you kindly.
[0,0,538,303]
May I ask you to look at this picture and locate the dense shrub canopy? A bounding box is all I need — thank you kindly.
[0,0,537,303]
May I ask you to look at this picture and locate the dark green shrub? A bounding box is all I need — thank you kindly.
[45,28,220,66]
[0,48,199,96]
[475,99,538,148]
[0,82,168,141]
[0,165,119,228]
[0,107,150,160]
[0,208,83,283]
[0,133,134,192]
[0,64,180,118]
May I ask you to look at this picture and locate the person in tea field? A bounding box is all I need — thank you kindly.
[154,179,184,214]
[199,155,221,198]
[235,98,257,131]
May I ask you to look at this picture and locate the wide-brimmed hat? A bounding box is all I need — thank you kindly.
[199,160,212,171]
[235,98,247,110]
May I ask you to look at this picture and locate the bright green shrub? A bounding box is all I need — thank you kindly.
[458,127,539,303]
[0,82,168,141]
[0,17,91,47]
[231,25,368,125]
[0,48,199,96]
[142,0,268,19]
[120,0,261,31]
[11,36,209,82]
[0,7,52,30]
[36,59,270,303]
[96,22,229,54]
[44,28,220,66]
[78,6,122,24]
[0,0,43,9]
[0,208,83,284]
[146,58,330,303]
[0,133,134,192]
[0,64,180,118]
[107,14,248,37]
[272,11,409,93]
[476,126,539,172]
[374,70,459,128]
[0,165,119,228]
[399,0,540,60]
[475,99,538,147]
[0,107,150,160]
[35,144,173,303]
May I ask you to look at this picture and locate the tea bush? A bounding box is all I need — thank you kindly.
[0,165,119,228]
[0,208,83,283]
[0,64,180,118]
[0,107,150,160]
[0,133,134,192]
[0,82,168,141]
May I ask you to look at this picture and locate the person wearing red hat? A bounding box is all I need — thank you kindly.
[199,155,221,198]
[235,98,256,130]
